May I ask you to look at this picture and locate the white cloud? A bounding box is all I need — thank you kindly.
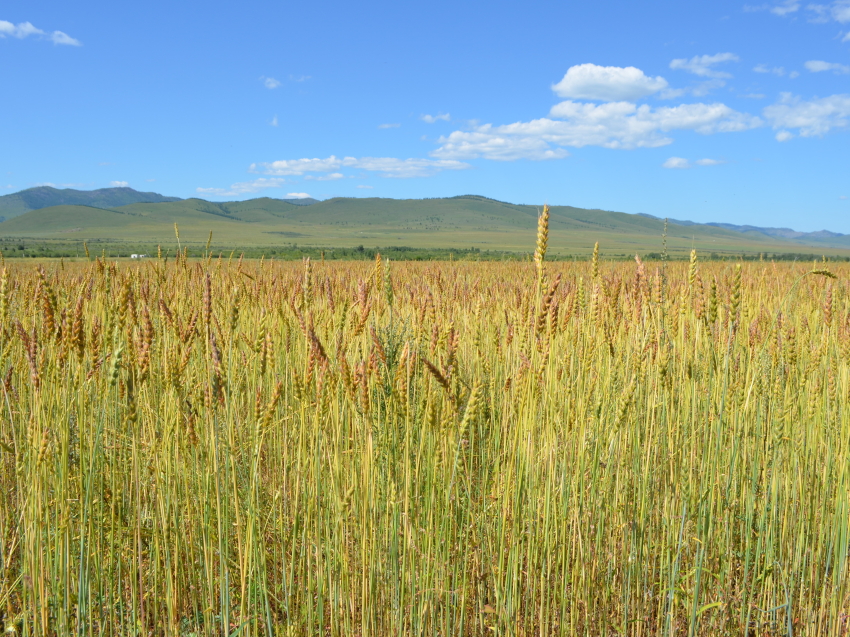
[110,181,129,187]
[270,115,278,127]
[431,101,761,159]
[659,80,726,99]
[50,31,80,46]
[251,155,471,178]
[663,157,726,168]
[745,1,801,14]
[262,76,281,89]
[0,20,80,45]
[304,172,344,181]
[356,185,373,189]
[252,156,346,175]
[773,0,802,14]
[432,125,569,160]
[288,75,310,82]
[839,195,847,199]
[805,60,850,73]
[286,192,311,199]
[807,1,850,22]
[552,64,668,101]
[764,92,850,136]
[770,0,800,15]
[789,70,800,78]
[378,123,400,129]
[0,20,43,38]
[754,64,786,75]
[775,130,794,141]
[421,113,450,123]
[197,177,287,197]
[669,53,739,78]
[843,30,850,40]
[689,79,728,96]
[753,0,850,20]
[351,157,470,178]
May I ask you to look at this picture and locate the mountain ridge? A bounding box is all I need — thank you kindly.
[0,188,847,255]
[636,212,846,242]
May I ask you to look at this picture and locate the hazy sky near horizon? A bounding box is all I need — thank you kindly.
[2,0,849,231]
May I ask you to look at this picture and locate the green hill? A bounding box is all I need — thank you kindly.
[0,194,847,257]
[0,186,182,221]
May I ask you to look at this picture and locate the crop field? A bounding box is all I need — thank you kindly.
[1,212,850,635]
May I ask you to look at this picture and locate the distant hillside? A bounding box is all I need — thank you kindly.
[1,193,847,257]
[638,212,850,248]
[0,186,182,221]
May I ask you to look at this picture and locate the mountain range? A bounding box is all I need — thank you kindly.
[637,213,846,243]
[0,187,846,256]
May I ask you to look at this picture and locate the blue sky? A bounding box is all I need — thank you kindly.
[2,0,849,231]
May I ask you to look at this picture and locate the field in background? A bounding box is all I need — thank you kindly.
[1,242,849,635]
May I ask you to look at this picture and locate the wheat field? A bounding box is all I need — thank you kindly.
[0,218,849,635]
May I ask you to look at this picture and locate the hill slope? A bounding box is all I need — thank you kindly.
[638,212,850,249]
[0,186,182,221]
[0,194,846,257]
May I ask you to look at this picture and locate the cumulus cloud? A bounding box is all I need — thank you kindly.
[270,115,278,127]
[110,181,129,187]
[304,172,344,181]
[378,123,400,129]
[690,79,729,96]
[421,113,450,123]
[431,101,761,160]
[807,0,850,22]
[50,31,80,45]
[0,20,80,45]
[261,76,281,89]
[251,155,471,178]
[197,177,287,197]
[286,192,311,199]
[663,157,691,168]
[669,53,739,78]
[0,20,43,38]
[356,185,373,189]
[350,157,470,178]
[773,0,802,14]
[431,125,569,161]
[744,1,801,14]
[750,0,850,20]
[662,157,725,169]
[754,64,786,75]
[552,64,668,101]
[251,157,345,175]
[805,60,850,73]
[763,92,850,136]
